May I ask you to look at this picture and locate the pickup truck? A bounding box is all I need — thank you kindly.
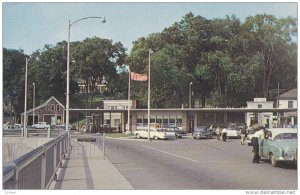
[134,128,176,140]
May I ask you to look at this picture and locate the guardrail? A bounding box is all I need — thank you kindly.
[3,131,70,189]
[3,128,66,138]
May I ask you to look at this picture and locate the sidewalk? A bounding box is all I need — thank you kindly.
[49,138,134,190]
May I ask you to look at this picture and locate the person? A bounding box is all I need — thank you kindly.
[251,127,266,163]
[240,127,247,145]
[216,126,221,140]
[221,127,227,142]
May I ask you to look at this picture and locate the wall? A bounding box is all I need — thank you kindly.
[3,137,52,164]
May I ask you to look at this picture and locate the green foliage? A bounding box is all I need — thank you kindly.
[3,48,26,121]
[127,13,297,108]
[3,13,297,115]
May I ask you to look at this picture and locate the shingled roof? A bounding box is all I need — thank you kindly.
[278,88,297,100]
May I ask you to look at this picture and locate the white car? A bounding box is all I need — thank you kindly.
[225,128,241,138]
[246,129,256,146]
[32,122,50,129]
[3,124,23,131]
[224,123,241,138]
[134,128,176,140]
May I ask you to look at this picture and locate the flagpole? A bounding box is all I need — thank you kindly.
[148,49,153,141]
[128,67,131,134]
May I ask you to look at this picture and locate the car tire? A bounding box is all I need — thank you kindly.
[270,153,277,167]
[153,136,159,140]
[136,134,141,139]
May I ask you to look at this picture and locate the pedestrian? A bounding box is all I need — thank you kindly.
[216,126,221,140]
[221,127,227,142]
[240,127,247,145]
[251,126,266,163]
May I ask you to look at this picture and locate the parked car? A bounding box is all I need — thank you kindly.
[226,123,241,138]
[193,126,212,139]
[3,124,23,131]
[134,128,176,140]
[163,126,186,138]
[32,122,50,129]
[246,128,256,146]
[259,128,297,167]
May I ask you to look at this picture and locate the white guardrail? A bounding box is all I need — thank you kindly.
[3,131,70,189]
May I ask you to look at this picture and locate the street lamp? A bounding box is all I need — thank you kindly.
[23,57,29,138]
[32,82,35,126]
[189,82,193,109]
[147,49,154,140]
[66,16,106,132]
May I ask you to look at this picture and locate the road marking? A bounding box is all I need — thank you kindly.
[199,143,223,151]
[142,145,199,163]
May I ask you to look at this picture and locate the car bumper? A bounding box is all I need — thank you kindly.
[193,135,208,139]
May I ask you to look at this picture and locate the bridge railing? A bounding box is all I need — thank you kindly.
[3,131,70,189]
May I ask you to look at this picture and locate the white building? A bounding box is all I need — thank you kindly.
[246,98,274,128]
[103,100,133,128]
[277,88,297,127]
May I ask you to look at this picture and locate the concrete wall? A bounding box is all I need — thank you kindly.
[2,137,52,164]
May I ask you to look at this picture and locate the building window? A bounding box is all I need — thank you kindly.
[51,104,55,111]
[258,104,262,108]
[288,101,293,108]
[56,104,60,111]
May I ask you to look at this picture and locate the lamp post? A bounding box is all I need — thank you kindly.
[32,82,35,126]
[189,82,193,109]
[23,57,28,138]
[147,49,153,141]
[66,16,106,132]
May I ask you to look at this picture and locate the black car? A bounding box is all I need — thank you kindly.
[164,126,187,138]
[193,126,213,139]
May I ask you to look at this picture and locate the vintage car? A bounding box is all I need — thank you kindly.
[259,128,297,167]
[225,123,241,138]
[246,128,256,146]
[32,122,50,129]
[163,126,187,138]
[193,126,212,139]
[134,128,176,140]
[3,124,23,131]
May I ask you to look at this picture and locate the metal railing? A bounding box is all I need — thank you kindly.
[3,131,70,189]
[3,127,66,138]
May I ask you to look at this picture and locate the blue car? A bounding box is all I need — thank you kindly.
[259,128,297,167]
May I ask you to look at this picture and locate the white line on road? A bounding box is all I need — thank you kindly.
[142,145,199,163]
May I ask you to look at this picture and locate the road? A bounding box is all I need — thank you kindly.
[102,136,297,190]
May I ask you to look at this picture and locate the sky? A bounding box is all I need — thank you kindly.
[2,1,298,55]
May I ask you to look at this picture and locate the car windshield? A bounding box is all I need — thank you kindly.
[195,126,207,132]
[274,133,297,140]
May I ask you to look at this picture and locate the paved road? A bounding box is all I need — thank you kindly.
[102,136,297,190]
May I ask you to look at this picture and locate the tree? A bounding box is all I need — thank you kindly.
[72,37,126,108]
[240,14,297,97]
[3,48,26,122]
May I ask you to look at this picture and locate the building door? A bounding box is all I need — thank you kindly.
[51,116,56,126]
[189,120,194,133]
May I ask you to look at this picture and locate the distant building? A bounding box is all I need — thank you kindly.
[277,88,297,127]
[246,98,274,128]
[21,96,65,126]
[103,100,133,128]
[77,76,108,94]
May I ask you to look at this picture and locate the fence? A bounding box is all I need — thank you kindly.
[3,131,70,189]
[70,133,105,159]
[3,127,66,138]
